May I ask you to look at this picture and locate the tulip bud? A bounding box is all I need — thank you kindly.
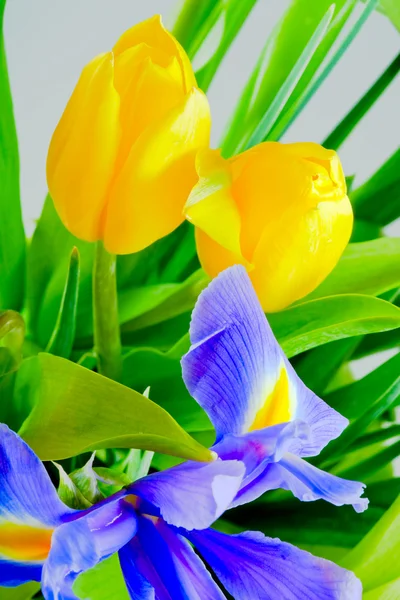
[47,15,211,254]
[184,142,353,312]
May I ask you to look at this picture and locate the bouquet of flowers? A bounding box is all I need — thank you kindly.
[0,0,399,598]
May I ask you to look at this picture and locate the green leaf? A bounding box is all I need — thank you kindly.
[323,52,400,150]
[0,310,25,425]
[375,0,400,31]
[341,494,400,591]
[74,553,130,600]
[364,578,400,600]
[45,247,80,358]
[306,239,400,301]
[268,294,400,358]
[243,5,334,150]
[16,353,213,462]
[351,149,400,226]
[27,195,93,346]
[0,0,25,310]
[121,345,211,433]
[53,461,92,509]
[337,438,400,480]
[0,582,40,600]
[354,328,400,359]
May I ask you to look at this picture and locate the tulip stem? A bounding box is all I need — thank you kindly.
[93,241,122,382]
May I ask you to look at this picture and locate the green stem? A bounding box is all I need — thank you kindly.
[92,241,122,381]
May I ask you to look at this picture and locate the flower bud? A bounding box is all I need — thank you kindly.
[185,142,353,312]
[47,15,211,254]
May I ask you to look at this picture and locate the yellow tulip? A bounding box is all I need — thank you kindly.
[47,15,211,254]
[184,142,353,312]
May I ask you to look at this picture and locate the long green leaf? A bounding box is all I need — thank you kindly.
[364,578,400,600]
[351,149,400,226]
[0,0,25,310]
[45,247,80,358]
[242,5,334,150]
[307,238,400,301]
[337,439,400,480]
[74,554,130,600]
[268,0,379,141]
[341,494,400,591]
[268,294,400,357]
[16,353,213,462]
[0,582,40,600]
[324,52,400,150]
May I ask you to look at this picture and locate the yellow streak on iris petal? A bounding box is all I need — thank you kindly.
[103,88,211,254]
[0,523,53,562]
[249,367,292,431]
[47,52,120,242]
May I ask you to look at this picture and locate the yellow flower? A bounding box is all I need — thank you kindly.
[47,15,211,254]
[185,142,353,312]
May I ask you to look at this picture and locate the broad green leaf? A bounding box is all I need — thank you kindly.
[74,554,130,600]
[354,328,400,359]
[268,294,400,357]
[352,149,400,226]
[323,52,400,150]
[364,578,400,600]
[0,582,40,599]
[0,0,25,310]
[342,494,400,591]
[45,247,80,358]
[307,239,400,301]
[122,346,210,433]
[16,353,213,462]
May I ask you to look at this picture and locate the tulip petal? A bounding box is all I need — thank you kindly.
[41,498,137,599]
[185,149,244,259]
[103,88,211,254]
[129,458,244,531]
[188,528,362,600]
[113,15,196,92]
[119,517,225,600]
[47,52,120,242]
[181,265,347,448]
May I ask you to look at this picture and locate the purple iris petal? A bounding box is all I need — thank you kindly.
[188,528,362,600]
[0,424,74,528]
[0,560,42,587]
[182,266,367,511]
[130,458,245,530]
[41,498,138,599]
[120,516,225,600]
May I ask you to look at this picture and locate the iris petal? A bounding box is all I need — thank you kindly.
[130,458,244,530]
[188,528,362,600]
[120,517,224,600]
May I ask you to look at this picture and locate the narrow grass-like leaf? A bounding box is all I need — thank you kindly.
[0,0,25,310]
[337,439,400,480]
[351,424,400,450]
[354,328,400,359]
[267,0,379,141]
[306,238,400,301]
[323,52,400,150]
[242,6,334,150]
[17,353,213,463]
[45,247,80,358]
[351,149,400,226]
[268,294,400,358]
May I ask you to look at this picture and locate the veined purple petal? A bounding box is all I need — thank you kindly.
[120,516,224,600]
[0,424,74,528]
[130,458,244,530]
[182,266,347,453]
[188,528,362,600]
[277,453,368,513]
[41,498,138,599]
